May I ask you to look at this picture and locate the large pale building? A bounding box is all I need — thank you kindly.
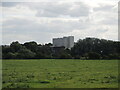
[53,36,74,49]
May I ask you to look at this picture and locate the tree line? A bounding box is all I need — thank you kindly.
[1,37,120,59]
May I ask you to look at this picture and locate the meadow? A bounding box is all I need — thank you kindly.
[2,59,118,88]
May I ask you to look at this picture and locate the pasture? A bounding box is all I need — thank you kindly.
[2,59,118,88]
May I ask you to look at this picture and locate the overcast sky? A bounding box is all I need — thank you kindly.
[1,0,119,45]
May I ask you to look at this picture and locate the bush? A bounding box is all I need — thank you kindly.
[60,53,72,59]
[17,48,36,59]
[108,53,120,59]
[87,52,101,59]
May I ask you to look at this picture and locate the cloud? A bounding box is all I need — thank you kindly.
[27,2,90,17]
[93,4,115,12]
[1,1,118,45]
[3,16,90,35]
[2,2,22,7]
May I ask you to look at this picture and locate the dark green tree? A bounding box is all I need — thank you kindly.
[10,41,23,53]
[17,48,36,59]
[86,52,101,59]
[24,41,38,52]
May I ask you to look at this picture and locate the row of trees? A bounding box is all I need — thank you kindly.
[71,38,120,59]
[1,37,120,59]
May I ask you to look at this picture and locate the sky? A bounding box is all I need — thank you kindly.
[1,0,119,45]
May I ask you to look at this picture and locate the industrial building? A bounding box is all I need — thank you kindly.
[53,36,74,49]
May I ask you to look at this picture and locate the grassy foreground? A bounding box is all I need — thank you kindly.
[2,59,118,88]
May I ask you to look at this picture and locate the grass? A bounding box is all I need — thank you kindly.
[0,60,2,89]
[2,59,118,88]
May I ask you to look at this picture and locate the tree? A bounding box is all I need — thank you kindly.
[60,53,72,59]
[5,52,18,59]
[17,48,36,59]
[24,41,38,52]
[108,53,120,59]
[71,38,120,59]
[10,41,23,53]
[2,38,120,59]
[87,52,101,59]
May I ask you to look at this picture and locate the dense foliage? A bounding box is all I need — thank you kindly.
[2,38,120,59]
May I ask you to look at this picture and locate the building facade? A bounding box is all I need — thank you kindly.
[53,36,74,49]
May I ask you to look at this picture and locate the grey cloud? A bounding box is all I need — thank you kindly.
[95,28,108,33]
[99,17,117,25]
[33,2,71,17]
[33,2,90,17]
[3,17,90,36]
[68,2,90,17]
[2,2,21,7]
[2,2,90,17]
[93,4,114,12]
[2,1,118,44]
[3,18,37,35]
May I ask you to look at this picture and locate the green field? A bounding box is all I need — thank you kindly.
[2,59,118,88]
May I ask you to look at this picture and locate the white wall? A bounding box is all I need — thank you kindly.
[53,36,74,49]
